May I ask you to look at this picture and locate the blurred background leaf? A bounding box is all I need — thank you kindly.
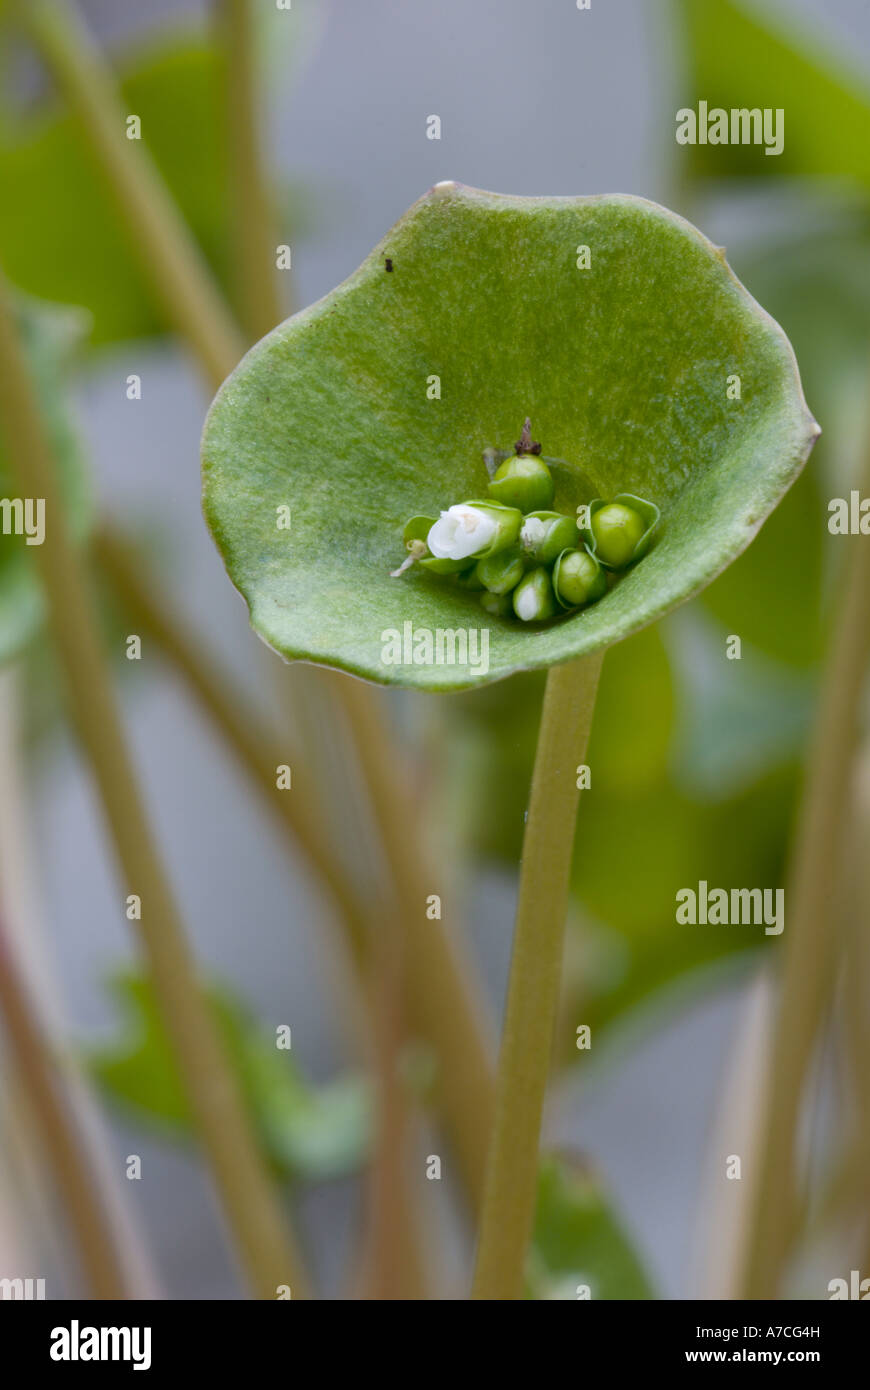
[88,971,371,1184]
[528,1152,655,1299]
[676,0,870,184]
[0,33,310,346]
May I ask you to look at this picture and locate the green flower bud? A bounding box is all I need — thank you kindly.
[403,515,436,546]
[391,515,437,577]
[487,454,554,513]
[474,545,525,595]
[591,503,644,568]
[519,511,579,565]
[480,589,514,618]
[553,547,607,609]
[512,566,557,623]
[581,493,660,571]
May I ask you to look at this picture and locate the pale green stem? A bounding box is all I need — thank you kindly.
[472,651,603,1300]
[742,453,870,1299]
[215,0,285,340]
[0,268,308,1300]
[0,915,128,1298]
[20,0,244,388]
[0,666,161,1297]
[333,674,498,1214]
[93,525,369,968]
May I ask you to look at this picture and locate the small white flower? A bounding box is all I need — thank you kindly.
[427,504,496,561]
[520,516,547,551]
[514,584,540,622]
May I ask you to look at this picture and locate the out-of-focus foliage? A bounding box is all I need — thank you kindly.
[0,35,307,345]
[89,972,371,1184]
[528,1153,655,1300]
[697,464,823,668]
[677,0,870,184]
[0,293,92,666]
[700,214,870,665]
[677,0,870,656]
[0,38,225,343]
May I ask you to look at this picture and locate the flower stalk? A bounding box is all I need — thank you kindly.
[472,650,603,1299]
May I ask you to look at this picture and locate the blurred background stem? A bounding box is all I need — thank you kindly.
[472,651,603,1300]
[742,439,870,1299]
[93,525,370,970]
[334,675,497,1214]
[0,668,161,1298]
[0,268,309,1300]
[215,0,285,340]
[0,910,127,1297]
[357,925,429,1300]
[19,0,244,386]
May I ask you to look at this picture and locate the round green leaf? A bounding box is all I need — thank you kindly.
[202,184,818,691]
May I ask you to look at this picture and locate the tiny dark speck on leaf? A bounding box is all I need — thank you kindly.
[385,258,394,272]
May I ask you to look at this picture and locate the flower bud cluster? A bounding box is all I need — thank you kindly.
[392,435,659,624]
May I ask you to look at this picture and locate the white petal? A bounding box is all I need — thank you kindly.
[515,585,539,621]
[427,505,496,560]
[521,517,547,549]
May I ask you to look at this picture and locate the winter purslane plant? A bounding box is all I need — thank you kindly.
[202,184,818,1299]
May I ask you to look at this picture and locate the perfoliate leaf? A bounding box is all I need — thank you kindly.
[528,1153,655,1300]
[88,972,370,1183]
[0,294,92,666]
[202,183,817,690]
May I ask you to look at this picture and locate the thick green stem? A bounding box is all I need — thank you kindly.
[20,0,244,388]
[0,269,308,1300]
[472,652,603,1300]
[215,0,284,341]
[742,471,870,1299]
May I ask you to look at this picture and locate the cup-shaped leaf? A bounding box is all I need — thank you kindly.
[202,184,818,691]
